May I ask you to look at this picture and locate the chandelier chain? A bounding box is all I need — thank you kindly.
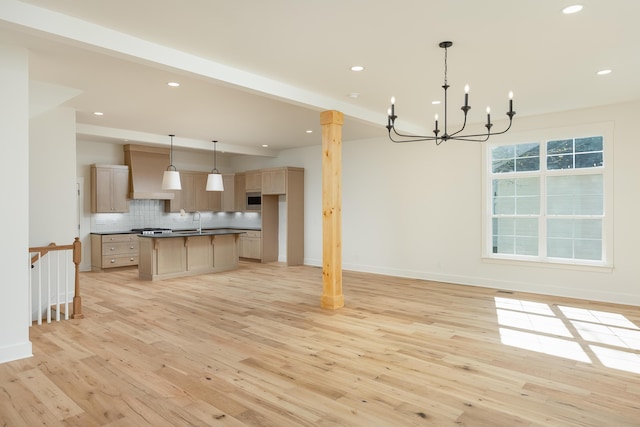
[443,45,448,86]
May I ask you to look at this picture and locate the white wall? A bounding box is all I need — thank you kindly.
[235,102,640,306]
[0,45,32,363]
[30,107,78,246]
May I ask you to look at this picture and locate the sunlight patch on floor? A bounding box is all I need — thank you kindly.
[495,297,640,374]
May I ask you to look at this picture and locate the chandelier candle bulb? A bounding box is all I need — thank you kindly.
[434,114,439,131]
[390,96,395,116]
[509,91,514,114]
[464,84,469,107]
[486,106,491,124]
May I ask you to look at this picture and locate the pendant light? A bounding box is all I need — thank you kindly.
[206,140,224,191]
[162,134,182,190]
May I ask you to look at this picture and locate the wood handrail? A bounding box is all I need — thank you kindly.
[30,242,64,264]
[29,237,83,319]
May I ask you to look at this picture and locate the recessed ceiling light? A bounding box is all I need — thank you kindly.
[305,130,313,134]
[597,69,612,75]
[432,100,441,105]
[93,111,103,116]
[348,92,359,98]
[167,82,180,87]
[262,144,269,147]
[562,4,583,14]
[350,65,365,72]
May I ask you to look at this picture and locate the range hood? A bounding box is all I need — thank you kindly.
[124,144,175,200]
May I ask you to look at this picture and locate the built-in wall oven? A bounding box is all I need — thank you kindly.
[246,192,262,211]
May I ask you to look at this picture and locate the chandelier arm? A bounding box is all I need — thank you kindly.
[388,128,439,143]
[389,135,439,143]
[447,135,492,143]
[447,114,469,138]
[449,116,514,140]
[390,125,435,141]
[389,114,514,144]
[486,117,515,136]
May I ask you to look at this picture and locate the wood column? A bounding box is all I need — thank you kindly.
[320,110,344,309]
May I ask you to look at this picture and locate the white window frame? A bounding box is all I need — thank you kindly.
[482,122,614,270]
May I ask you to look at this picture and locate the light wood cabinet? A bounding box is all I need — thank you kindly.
[138,233,240,281]
[91,233,138,271]
[165,185,182,213]
[186,235,214,271]
[91,165,129,213]
[261,167,304,266]
[245,170,262,192]
[194,173,221,212]
[180,172,197,211]
[262,168,286,195]
[221,173,235,211]
[165,171,221,213]
[154,237,186,275]
[239,230,261,260]
[234,173,246,211]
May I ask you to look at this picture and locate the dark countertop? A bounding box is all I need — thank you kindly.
[91,226,260,236]
[138,228,247,238]
[90,230,139,235]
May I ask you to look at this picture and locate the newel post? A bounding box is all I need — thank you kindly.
[71,237,84,319]
[320,110,345,309]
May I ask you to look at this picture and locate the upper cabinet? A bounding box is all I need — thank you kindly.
[234,173,246,211]
[244,170,262,192]
[262,168,287,195]
[221,173,236,211]
[165,171,221,213]
[260,167,304,266]
[91,164,130,213]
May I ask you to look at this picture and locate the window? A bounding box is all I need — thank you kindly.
[487,134,607,265]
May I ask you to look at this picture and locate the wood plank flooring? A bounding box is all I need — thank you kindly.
[1,262,639,426]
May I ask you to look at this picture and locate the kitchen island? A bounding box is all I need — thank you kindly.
[138,229,244,281]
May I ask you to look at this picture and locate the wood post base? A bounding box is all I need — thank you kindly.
[321,294,345,310]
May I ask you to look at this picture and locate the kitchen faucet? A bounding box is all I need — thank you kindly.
[193,211,202,234]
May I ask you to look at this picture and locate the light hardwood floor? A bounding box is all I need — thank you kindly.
[1,262,639,426]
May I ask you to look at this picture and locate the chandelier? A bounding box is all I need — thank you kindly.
[386,41,515,145]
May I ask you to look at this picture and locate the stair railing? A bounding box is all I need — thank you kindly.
[29,237,83,324]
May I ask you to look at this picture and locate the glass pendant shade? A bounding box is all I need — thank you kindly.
[206,173,224,191]
[162,169,182,190]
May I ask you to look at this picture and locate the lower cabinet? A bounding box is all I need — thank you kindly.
[186,235,214,271]
[91,233,139,271]
[239,230,261,260]
[138,233,239,281]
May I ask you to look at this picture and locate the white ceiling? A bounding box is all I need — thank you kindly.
[1,0,639,157]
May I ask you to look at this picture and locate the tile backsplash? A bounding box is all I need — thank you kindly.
[91,199,261,232]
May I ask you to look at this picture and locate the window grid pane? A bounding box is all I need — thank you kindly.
[492,143,540,173]
[492,217,539,256]
[546,216,603,261]
[547,136,604,170]
[489,135,605,263]
[493,178,540,215]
